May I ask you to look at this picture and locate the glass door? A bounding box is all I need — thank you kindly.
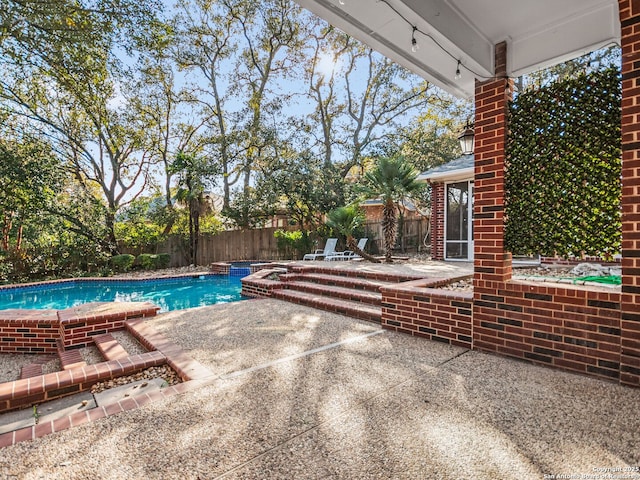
[445,180,474,260]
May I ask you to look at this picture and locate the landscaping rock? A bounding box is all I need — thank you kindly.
[570,262,620,277]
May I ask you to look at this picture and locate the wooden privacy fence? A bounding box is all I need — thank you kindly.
[144,218,430,267]
[153,227,291,267]
[364,218,430,256]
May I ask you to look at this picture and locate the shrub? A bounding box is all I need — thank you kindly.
[136,253,170,270]
[110,254,135,273]
[156,253,171,269]
[136,254,154,270]
[274,229,314,260]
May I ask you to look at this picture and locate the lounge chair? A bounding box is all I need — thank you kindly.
[325,238,368,261]
[303,238,338,260]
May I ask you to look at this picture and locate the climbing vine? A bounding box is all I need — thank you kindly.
[505,67,621,258]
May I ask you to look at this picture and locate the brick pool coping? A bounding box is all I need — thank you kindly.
[0,306,215,448]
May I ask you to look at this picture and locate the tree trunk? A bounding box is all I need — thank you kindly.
[346,236,380,263]
[382,199,397,263]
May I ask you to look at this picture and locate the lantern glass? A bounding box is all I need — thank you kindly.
[457,126,474,155]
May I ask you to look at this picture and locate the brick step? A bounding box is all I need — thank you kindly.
[93,333,129,361]
[20,363,43,379]
[292,273,391,293]
[272,289,381,323]
[284,281,382,306]
[57,349,87,370]
[288,264,425,283]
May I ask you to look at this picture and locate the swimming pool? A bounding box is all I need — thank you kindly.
[0,275,246,312]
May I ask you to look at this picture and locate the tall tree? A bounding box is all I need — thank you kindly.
[131,22,208,235]
[175,0,304,227]
[301,25,435,179]
[0,0,162,253]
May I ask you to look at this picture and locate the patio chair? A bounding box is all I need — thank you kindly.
[302,238,338,260]
[325,238,368,261]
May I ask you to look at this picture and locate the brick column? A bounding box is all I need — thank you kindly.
[619,0,640,387]
[473,41,513,288]
[430,181,445,260]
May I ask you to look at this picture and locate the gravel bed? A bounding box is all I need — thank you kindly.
[111,329,148,355]
[90,365,180,394]
[0,354,60,383]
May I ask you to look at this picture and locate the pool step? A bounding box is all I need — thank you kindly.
[272,289,381,323]
[93,333,129,361]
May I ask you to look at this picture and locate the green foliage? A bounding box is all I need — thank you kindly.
[110,254,135,273]
[274,229,314,260]
[246,152,346,230]
[136,253,170,270]
[379,98,472,172]
[115,222,165,255]
[157,253,171,268]
[505,67,622,258]
[134,253,171,270]
[326,205,365,239]
[358,156,425,203]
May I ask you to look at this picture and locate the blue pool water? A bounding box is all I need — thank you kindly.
[0,275,246,312]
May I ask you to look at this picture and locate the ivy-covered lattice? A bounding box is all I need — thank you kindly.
[505,67,621,258]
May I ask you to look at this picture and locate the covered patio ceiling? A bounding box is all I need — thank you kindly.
[294,0,621,98]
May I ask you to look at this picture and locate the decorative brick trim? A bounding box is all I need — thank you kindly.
[240,268,285,298]
[57,302,160,349]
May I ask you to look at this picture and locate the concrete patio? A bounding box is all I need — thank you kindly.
[1,297,638,479]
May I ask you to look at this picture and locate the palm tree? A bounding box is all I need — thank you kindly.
[326,205,380,263]
[360,156,425,263]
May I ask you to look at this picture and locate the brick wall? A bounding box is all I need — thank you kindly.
[240,269,283,298]
[430,182,445,260]
[58,304,159,349]
[464,35,639,387]
[619,0,640,386]
[474,281,622,380]
[0,311,59,354]
[0,303,159,353]
[381,279,473,349]
[210,262,231,274]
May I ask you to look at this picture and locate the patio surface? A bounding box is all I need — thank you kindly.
[0,294,638,479]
